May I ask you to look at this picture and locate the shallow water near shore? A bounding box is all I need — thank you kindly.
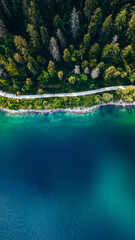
[0,106,135,240]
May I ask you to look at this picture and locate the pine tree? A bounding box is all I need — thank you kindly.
[22,0,30,17]
[28,0,42,30]
[1,0,12,19]
[56,29,66,48]
[27,56,39,75]
[99,14,113,45]
[84,0,98,21]
[27,23,40,49]
[0,19,7,38]
[49,37,60,62]
[127,12,135,52]
[12,0,21,15]
[40,26,49,48]
[63,48,70,62]
[83,33,90,49]
[14,35,28,52]
[102,43,120,65]
[88,8,102,39]
[56,0,72,14]
[114,9,127,35]
[58,71,63,81]
[127,12,135,42]
[53,15,63,31]
[70,7,80,41]
[47,60,57,78]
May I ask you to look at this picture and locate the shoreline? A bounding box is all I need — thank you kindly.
[1,101,135,116]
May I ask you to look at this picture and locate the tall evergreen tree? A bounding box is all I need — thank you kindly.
[40,26,49,48]
[49,37,60,62]
[70,7,80,41]
[99,14,113,45]
[1,0,12,19]
[84,0,98,21]
[56,0,72,14]
[88,8,102,39]
[53,15,63,31]
[0,19,7,38]
[56,29,66,48]
[27,23,40,49]
[28,0,42,30]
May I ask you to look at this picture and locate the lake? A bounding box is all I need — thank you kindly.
[0,106,135,240]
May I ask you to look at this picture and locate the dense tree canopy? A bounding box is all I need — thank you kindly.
[0,0,135,94]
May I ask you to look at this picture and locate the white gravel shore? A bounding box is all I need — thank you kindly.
[1,101,135,116]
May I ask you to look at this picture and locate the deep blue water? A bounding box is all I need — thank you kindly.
[0,106,135,240]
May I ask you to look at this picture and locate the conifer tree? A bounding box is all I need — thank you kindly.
[47,60,57,78]
[27,23,40,49]
[0,19,7,38]
[127,12,135,42]
[49,37,60,62]
[84,0,98,21]
[99,14,113,45]
[40,26,49,48]
[53,15,63,31]
[56,0,72,14]
[70,7,80,41]
[56,29,66,48]
[88,8,102,39]
[63,48,70,63]
[114,9,127,35]
[83,33,90,49]
[22,0,30,17]
[28,0,42,30]
[1,0,12,19]
[12,0,21,15]
[14,35,28,53]
[27,55,39,75]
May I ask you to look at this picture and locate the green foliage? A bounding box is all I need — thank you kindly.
[68,76,76,84]
[122,45,134,63]
[116,86,135,103]
[83,33,90,49]
[84,0,98,20]
[58,71,63,81]
[63,48,70,63]
[0,0,134,95]
[127,12,135,44]
[37,71,51,87]
[28,0,42,30]
[104,66,117,86]
[53,15,63,30]
[88,8,102,38]
[27,24,40,49]
[27,56,39,75]
[102,93,113,103]
[89,43,100,60]
[99,14,113,45]
[47,61,56,78]
[40,26,49,48]
[102,43,120,65]
[114,9,127,34]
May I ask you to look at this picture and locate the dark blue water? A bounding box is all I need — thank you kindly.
[0,106,135,240]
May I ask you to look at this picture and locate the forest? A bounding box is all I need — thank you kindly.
[0,0,135,95]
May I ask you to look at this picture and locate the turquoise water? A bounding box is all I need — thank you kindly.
[0,106,135,240]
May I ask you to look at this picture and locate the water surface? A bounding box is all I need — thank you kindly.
[0,106,135,240]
